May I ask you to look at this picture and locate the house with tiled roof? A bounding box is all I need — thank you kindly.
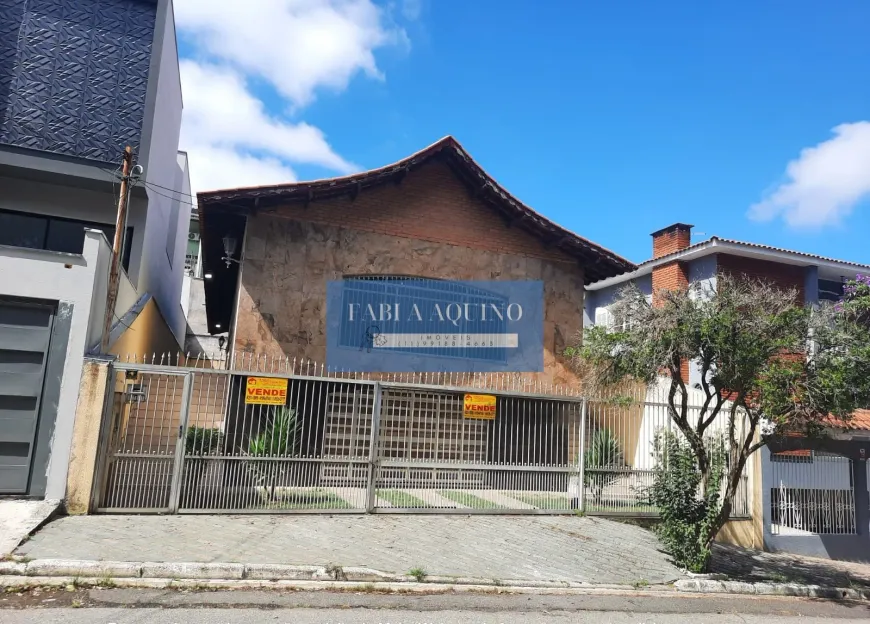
[585,223,870,563]
[585,222,870,385]
[198,136,633,387]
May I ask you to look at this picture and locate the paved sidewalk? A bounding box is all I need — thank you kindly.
[712,542,870,588]
[0,499,59,556]
[15,514,680,585]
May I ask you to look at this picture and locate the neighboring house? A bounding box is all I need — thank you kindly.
[0,0,191,499]
[585,222,870,562]
[196,136,634,385]
[585,223,870,385]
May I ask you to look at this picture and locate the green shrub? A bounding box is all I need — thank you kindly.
[248,406,300,458]
[647,430,725,572]
[248,406,300,501]
[584,428,625,505]
[185,426,223,456]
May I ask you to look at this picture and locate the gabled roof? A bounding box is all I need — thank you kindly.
[587,236,870,291]
[198,136,635,284]
[642,237,870,272]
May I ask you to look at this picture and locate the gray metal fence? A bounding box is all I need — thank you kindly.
[94,357,751,517]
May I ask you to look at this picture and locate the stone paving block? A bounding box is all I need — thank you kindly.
[141,562,245,580]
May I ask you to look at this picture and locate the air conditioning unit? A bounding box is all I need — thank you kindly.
[188,232,200,241]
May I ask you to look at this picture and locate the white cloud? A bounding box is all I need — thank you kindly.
[180,60,355,194]
[176,0,406,107]
[184,142,298,194]
[749,121,870,227]
[176,0,408,195]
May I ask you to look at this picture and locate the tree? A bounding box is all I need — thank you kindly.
[569,274,870,570]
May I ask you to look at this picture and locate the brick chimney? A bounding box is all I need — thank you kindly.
[651,223,693,259]
[651,223,693,383]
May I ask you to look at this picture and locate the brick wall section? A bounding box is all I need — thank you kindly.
[267,160,576,265]
[651,261,689,303]
[652,228,692,259]
[651,261,690,383]
[234,160,586,386]
[716,253,806,304]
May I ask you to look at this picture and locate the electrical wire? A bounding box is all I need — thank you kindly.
[140,181,199,207]
[139,178,199,198]
[140,180,261,215]
[105,165,264,214]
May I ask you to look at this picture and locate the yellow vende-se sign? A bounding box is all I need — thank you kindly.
[463,393,496,420]
[245,376,289,405]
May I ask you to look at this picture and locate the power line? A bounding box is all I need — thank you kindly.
[104,166,262,214]
[141,180,199,207]
[141,178,199,198]
[140,180,259,215]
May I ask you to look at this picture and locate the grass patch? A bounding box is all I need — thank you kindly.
[255,488,352,510]
[409,567,427,582]
[439,490,502,509]
[510,492,572,509]
[377,489,431,508]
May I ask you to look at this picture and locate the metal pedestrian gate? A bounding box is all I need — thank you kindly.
[93,361,750,517]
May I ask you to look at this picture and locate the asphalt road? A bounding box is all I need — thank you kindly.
[0,607,865,623]
[2,589,870,623]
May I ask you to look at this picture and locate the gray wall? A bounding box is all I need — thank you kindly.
[0,174,148,285]
[135,0,188,344]
[0,0,157,163]
[584,274,652,328]
[0,230,110,499]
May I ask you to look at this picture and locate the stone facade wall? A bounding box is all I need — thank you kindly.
[232,160,586,386]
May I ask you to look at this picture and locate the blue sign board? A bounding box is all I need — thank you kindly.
[325,278,544,372]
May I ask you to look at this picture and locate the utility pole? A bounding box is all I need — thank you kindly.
[101,146,134,353]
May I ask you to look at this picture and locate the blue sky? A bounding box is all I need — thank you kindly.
[175,0,870,266]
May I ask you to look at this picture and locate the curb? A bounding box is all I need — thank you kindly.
[0,575,671,596]
[0,559,659,591]
[674,578,870,601]
[1,559,866,600]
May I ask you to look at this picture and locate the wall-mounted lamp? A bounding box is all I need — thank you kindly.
[221,235,240,267]
[204,272,213,279]
[215,323,222,329]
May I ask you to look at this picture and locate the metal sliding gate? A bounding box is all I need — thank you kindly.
[94,362,749,516]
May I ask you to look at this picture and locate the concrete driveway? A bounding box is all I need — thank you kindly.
[16,514,681,585]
